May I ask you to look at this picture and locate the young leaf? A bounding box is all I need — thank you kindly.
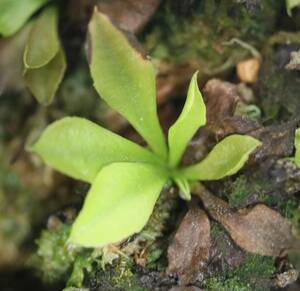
[24,6,59,68]
[69,162,169,247]
[294,128,300,167]
[89,9,167,160]
[286,0,300,16]
[180,135,261,181]
[0,0,47,37]
[31,117,164,183]
[168,72,206,167]
[173,176,191,200]
[24,48,66,105]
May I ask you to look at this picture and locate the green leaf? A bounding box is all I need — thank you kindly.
[69,162,168,247]
[180,135,261,181]
[31,117,164,183]
[294,128,300,168]
[0,0,48,37]
[173,176,191,200]
[168,72,206,167]
[24,48,66,105]
[89,9,167,160]
[286,0,300,16]
[24,6,59,68]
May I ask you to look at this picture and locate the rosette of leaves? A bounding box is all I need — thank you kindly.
[0,0,66,105]
[30,10,261,247]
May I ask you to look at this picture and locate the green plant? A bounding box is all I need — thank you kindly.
[0,0,66,105]
[286,0,300,16]
[294,128,300,168]
[30,10,261,247]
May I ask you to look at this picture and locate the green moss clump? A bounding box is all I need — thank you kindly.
[226,175,270,208]
[207,254,275,291]
[207,276,251,291]
[142,0,280,69]
[85,258,146,291]
[28,224,75,283]
[29,189,178,289]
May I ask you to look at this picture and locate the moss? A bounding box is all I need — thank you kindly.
[207,276,251,291]
[142,0,280,70]
[30,189,178,289]
[257,58,300,121]
[87,258,146,291]
[28,224,75,283]
[207,254,275,291]
[226,175,270,208]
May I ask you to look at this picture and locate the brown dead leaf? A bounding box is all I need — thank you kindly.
[249,121,297,163]
[194,184,296,257]
[203,79,241,136]
[167,206,210,285]
[97,0,162,34]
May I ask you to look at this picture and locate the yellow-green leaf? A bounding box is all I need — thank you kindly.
[24,6,59,68]
[180,135,261,181]
[24,48,66,105]
[89,9,167,160]
[295,128,300,167]
[286,0,300,16]
[0,0,48,37]
[173,176,191,201]
[31,117,164,183]
[69,162,168,247]
[168,72,206,167]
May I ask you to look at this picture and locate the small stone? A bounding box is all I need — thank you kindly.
[237,57,261,83]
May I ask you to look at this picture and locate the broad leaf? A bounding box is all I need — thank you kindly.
[0,0,48,37]
[89,10,167,159]
[24,6,59,68]
[69,162,169,247]
[31,117,164,183]
[295,128,300,167]
[24,48,66,105]
[286,0,300,16]
[180,135,261,181]
[168,72,206,167]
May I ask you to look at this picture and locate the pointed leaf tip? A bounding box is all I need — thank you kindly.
[181,135,261,181]
[168,71,206,167]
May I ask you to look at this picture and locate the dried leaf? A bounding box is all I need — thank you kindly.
[97,0,162,34]
[167,206,210,285]
[194,184,296,257]
[203,79,240,136]
[249,122,297,163]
